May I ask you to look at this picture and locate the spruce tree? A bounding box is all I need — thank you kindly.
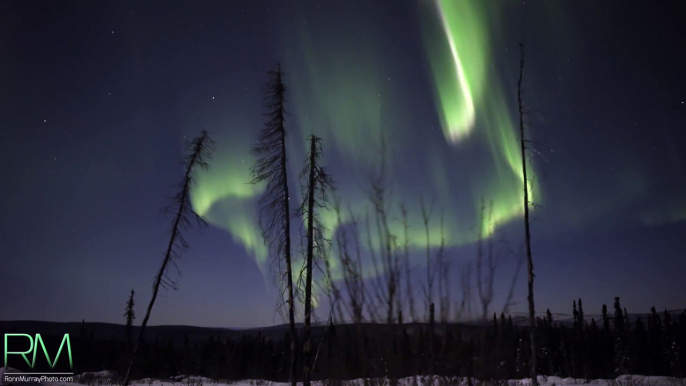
[602,304,610,332]
[613,297,630,374]
[633,317,649,375]
[124,290,136,349]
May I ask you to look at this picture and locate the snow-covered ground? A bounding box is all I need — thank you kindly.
[3,367,685,386]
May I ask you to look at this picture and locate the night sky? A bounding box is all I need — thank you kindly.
[1,0,685,328]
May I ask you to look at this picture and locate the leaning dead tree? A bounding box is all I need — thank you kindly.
[251,63,299,386]
[123,130,214,386]
[518,43,539,386]
[298,135,333,386]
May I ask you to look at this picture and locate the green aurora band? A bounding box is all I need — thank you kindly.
[188,115,270,269]
[189,0,539,283]
[422,0,538,239]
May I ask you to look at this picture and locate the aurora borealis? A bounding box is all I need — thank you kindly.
[192,0,538,268]
[1,0,686,327]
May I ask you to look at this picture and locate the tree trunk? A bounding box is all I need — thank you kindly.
[123,133,208,386]
[281,109,297,386]
[303,136,317,386]
[517,43,538,386]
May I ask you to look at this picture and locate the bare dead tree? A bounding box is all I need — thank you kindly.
[370,201,401,325]
[298,135,333,386]
[123,130,213,386]
[363,134,400,324]
[518,43,539,386]
[363,210,384,323]
[348,211,368,323]
[476,198,498,321]
[501,241,525,316]
[322,252,341,321]
[331,197,367,324]
[323,198,345,323]
[399,204,417,322]
[437,211,450,323]
[456,261,473,321]
[420,196,436,321]
[250,63,298,386]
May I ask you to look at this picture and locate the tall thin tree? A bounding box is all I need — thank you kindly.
[123,130,214,386]
[400,204,417,322]
[517,43,538,386]
[477,199,498,321]
[124,290,136,349]
[363,133,400,325]
[298,135,333,386]
[250,63,298,386]
[420,196,435,321]
[437,211,450,323]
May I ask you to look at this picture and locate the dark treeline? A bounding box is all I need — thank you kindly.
[42,298,685,382]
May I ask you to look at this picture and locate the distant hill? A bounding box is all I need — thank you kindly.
[0,320,488,346]
[4,310,682,345]
[507,309,686,326]
[0,320,271,345]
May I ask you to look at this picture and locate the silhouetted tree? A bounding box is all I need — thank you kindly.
[124,290,136,349]
[420,196,435,321]
[363,134,401,324]
[298,135,333,386]
[517,43,539,386]
[400,204,417,322]
[613,297,630,374]
[476,199,498,321]
[123,130,214,386]
[71,296,683,382]
[250,63,298,386]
